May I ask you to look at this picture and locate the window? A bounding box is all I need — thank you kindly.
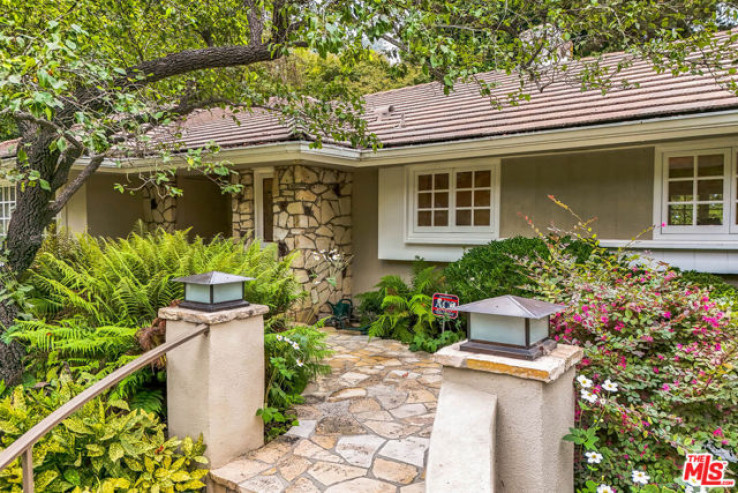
[254,170,274,242]
[0,186,15,237]
[407,162,499,243]
[655,145,738,239]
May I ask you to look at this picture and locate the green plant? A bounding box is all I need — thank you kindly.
[9,228,301,414]
[409,330,463,353]
[262,323,332,440]
[521,204,738,492]
[363,260,453,343]
[679,270,738,301]
[445,237,548,303]
[0,374,208,492]
[445,236,594,304]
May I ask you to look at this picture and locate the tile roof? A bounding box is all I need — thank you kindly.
[173,51,738,150]
[3,48,738,158]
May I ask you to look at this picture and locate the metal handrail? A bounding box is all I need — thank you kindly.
[0,322,210,492]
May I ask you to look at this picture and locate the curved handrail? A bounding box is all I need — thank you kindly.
[0,323,209,490]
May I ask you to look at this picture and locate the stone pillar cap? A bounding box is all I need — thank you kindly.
[435,340,582,383]
[158,304,270,324]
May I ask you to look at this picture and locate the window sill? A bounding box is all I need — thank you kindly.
[600,239,738,251]
[404,233,498,245]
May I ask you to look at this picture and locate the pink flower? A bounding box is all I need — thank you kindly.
[662,311,671,319]
[714,428,724,437]
[662,384,670,391]
[661,222,666,228]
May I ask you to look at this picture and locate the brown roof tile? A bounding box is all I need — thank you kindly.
[3,49,738,157]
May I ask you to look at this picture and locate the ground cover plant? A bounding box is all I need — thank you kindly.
[0,374,209,492]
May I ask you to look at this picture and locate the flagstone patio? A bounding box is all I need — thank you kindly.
[210,329,441,493]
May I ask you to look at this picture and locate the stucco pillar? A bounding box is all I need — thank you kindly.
[427,341,583,493]
[159,304,269,469]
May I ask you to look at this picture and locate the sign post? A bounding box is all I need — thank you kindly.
[432,293,459,333]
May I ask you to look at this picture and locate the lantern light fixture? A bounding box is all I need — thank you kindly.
[457,295,564,360]
[172,271,254,312]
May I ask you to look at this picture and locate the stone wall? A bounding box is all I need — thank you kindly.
[142,184,177,232]
[232,170,254,240]
[229,165,354,320]
[273,165,353,320]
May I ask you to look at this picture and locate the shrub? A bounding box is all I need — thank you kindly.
[8,229,302,414]
[261,324,332,440]
[679,270,738,301]
[445,236,594,304]
[523,232,738,492]
[363,260,459,343]
[0,374,208,492]
[445,237,548,303]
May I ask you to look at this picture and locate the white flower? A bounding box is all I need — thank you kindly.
[276,335,283,341]
[581,390,598,404]
[291,342,300,350]
[577,375,593,388]
[597,485,615,493]
[585,451,603,464]
[632,470,650,485]
[684,486,694,493]
[603,379,618,392]
[296,359,304,367]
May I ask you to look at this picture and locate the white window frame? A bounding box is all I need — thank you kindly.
[253,168,274,243]
[404,159,501,244]
[654,139,738,241]
[0,184,16,238]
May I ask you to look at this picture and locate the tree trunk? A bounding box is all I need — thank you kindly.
[0,134,60,385]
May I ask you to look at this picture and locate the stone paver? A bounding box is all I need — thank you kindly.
[210,329,440,492]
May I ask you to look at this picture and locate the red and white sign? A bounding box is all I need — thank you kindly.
[432,293,459,319]
[682,453,735,489]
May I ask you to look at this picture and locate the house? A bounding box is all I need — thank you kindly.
[3,49,738,309]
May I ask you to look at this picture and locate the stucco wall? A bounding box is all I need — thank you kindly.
[58,173,87,235]
[500,147,655,239]
[352,167,415,294]
[176,176,231,240]
[86,173,144,238]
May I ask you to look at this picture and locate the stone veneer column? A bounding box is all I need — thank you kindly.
[231,170,255,240]
[427,342,583,493]
[142,184,177,232]
[273,165,353,320]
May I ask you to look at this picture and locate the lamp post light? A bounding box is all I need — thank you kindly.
[457,295,564,360]
[172,271,254,312]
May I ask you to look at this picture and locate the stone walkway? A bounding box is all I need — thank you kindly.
[210,329,441,492]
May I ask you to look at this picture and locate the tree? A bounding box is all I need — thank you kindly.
[0,0,737,384]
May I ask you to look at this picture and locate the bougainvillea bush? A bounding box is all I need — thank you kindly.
[523,222,738,492]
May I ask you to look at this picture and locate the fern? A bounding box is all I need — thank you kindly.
[12,227,303,415]
[364,260,448,343]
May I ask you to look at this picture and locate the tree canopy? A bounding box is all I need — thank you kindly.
[1,0,738,383]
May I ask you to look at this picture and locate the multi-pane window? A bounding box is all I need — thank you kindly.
[455,170,491,227]
[417,173,449,227]
[414,168,494,230]
[0,186,16,237]
[666,154,725,226]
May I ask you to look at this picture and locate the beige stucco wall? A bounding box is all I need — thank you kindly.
[86,173,144,238]
[500,147,655,240]
[352,167,414,294]
[58,175,87,235]
[176,176,231,240]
